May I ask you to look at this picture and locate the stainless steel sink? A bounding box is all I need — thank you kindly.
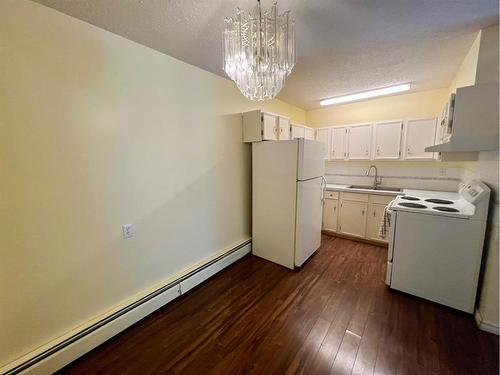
[348,185,402,192]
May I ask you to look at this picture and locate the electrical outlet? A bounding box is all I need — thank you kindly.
[439,168,447,177]
[122,224,134,239]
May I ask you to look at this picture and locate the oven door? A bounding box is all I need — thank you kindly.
[385,200,397,285]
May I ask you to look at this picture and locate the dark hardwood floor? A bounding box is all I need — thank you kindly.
[59,235,498,375]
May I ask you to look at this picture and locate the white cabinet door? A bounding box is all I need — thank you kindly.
[347,124,372,160]
[278,117,291,140]
[404,118,437,160]
[331,127,347,160]
[322,199,338,232]
[339,200,367,238]
[304,127,315,140]
[315,128,331,160]
[373,121,403,160]
[366,204,387,242]
[262,113,278,141]
[291,124,305,139]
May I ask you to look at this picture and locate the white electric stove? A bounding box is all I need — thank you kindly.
[385,180,490,313]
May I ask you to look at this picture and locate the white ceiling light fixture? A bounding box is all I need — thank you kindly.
[223,0,296,101]
[320,83,411,106]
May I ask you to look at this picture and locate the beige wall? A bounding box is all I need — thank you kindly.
[448,31,481,94]
[475,24,499,87]
[0,0,305,367]
[307,88,448,128]
[460,24,499,328]
[463,152,499,328]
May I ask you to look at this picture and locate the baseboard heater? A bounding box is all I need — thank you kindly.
[3,240,251,375]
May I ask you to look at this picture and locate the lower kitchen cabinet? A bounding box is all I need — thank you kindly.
[339,200,367,238]
[366,204,387,242]
[322,190,392,244]
[322,198,338,232]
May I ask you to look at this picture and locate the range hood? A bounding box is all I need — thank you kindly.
[426,82,499,153]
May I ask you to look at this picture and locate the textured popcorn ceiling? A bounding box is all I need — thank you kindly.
[32,0,498,109]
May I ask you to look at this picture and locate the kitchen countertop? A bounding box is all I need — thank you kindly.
[325,184,459,198]
[325,183,402,196]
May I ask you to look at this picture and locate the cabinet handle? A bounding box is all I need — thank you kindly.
[362,209,365,215]
[373,210,376,217]
[407,147,411,155]
[334,206,336,211]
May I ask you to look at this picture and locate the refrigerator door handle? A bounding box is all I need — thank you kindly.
[320,176,327,202]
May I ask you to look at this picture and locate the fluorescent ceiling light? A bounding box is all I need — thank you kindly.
[320,83,411,106]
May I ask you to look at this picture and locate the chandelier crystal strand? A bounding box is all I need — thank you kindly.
[223,1,296,101]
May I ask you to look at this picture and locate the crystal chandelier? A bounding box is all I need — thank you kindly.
[223,0,296,101]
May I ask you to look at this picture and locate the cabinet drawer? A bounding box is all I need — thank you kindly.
[325,191,339,199]
[369,194,394,205]
[341,192,369,202]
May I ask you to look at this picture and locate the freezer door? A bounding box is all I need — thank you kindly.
[297,139,325,180]
[295,177,323,267]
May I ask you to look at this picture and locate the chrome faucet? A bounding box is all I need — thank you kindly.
[365,165,382,189]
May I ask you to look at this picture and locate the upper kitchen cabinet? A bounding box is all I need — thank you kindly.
[373,120,403,160]
[403,118,437,160]
[291,123,306,139]
[278,116,291,140]
[315,127,331,160]
[304,127,315,140]
[291,124,316,140]
[313,117,439,161]
[330,127,348,160]
[243,110,278,142]
[243,111,292,142]
[347,124,372,160]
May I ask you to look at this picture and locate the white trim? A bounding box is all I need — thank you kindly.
[1,240,251,375]
[475,309,500,335]
[179,244,251,293]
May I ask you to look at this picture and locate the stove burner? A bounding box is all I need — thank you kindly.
[425,198,454,204]
[401,196,420,201]
[433,206,459,212]
[398,202,427,209]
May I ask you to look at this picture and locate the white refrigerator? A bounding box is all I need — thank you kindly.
[252,138,325,269]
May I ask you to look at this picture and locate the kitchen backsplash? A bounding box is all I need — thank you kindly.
[325,162,463,191]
